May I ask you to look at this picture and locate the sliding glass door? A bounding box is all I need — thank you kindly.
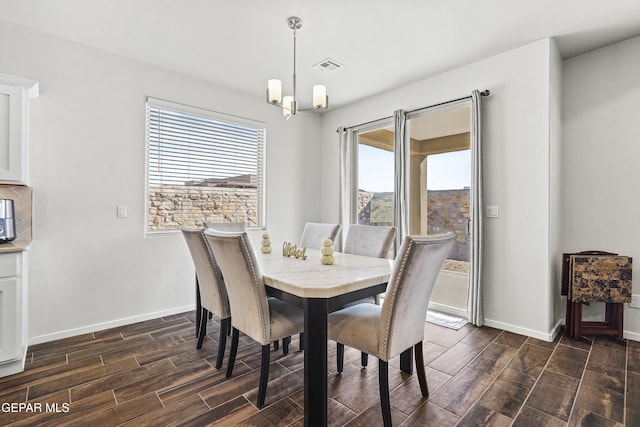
[406,103,471,316]
[344,103,473,316]
[341,91,485,324]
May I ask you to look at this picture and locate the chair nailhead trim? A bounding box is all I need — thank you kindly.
[379,238,414,357]
[239,234,270,344]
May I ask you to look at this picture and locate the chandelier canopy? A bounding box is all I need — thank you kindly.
[266,16,328,119]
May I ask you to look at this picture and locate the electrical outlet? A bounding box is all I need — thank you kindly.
[630,294,640,309]
[486,206,499,218]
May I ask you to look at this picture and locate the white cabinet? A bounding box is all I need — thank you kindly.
[0,251,28,377]
[0,73,39,185]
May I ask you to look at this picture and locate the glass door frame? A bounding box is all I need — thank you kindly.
[344,117,395,240]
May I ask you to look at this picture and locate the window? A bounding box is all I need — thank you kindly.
[146,97,266,233]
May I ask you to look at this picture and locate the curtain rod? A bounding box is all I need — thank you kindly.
[337,89,490,133]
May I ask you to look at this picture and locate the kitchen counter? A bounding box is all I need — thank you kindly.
[0,239,31,253]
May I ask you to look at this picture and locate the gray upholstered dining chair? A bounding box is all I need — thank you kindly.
[342,224,397,367]
[181,227,231,370]
[204,230,304,408]
[202,223,245,324]
[343,224,396,259]
[204,221,246,232]
[298,222,341,249]
[206,220,293,353]
[328,232,455,426]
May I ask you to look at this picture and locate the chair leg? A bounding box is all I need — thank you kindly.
[273,340,279,350]
[299,333,304,351]
[378,359,392,427]
[361,352,369,367]
[226,328,239,378]
[215,317,229,369]
[282,336,291,354]
[414,342,429,397]
[257,344,271,408]
[195,276,201,338]
[196,307,208,349]
[337,343,344,373]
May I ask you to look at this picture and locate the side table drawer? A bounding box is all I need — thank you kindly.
[0,252,20,278]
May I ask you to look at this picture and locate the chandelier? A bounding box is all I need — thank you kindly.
[266,16,328,119]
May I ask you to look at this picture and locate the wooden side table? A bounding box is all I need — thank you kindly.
[562,251,632,344]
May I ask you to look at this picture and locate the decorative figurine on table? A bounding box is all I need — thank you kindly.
[282,242,307,260]
[261,232,272,254]
[321,239,335,265]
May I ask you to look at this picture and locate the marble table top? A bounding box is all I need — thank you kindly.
[259,249,392,299]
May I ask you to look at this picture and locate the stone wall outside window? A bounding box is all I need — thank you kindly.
[148,185,257,231]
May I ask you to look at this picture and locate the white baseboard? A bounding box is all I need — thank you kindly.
[0,350,28,378]
[624,330,640,342]
[549,318,564,341]
[482,317,561,342]
[485,316,640,343]
[29,304,195,345]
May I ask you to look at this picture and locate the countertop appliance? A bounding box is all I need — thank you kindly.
[0,199,16,243]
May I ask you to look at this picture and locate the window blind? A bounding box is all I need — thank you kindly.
[146,97,266,232]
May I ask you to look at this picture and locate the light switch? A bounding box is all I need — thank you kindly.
[117,205,127,218]
[486,206,499,218]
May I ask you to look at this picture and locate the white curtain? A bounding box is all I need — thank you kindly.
[393,109,408,250]
[338,127,353,251]
[468,90,484,326]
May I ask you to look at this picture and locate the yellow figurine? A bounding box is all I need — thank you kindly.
[261,232,272,254]
[321,239,334,265]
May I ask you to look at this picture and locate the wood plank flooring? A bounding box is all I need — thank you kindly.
[1,311,638,426]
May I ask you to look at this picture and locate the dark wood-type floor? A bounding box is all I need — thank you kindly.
[1,311,638,426]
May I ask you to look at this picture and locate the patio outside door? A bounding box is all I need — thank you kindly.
[347,101,473,317]
[406,103,471,317]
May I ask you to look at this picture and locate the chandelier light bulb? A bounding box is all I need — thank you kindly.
[313,85,328,109]
[267,79,282,104]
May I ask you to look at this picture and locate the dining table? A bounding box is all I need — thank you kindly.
[193,245,415,426]
[259,248,412,427]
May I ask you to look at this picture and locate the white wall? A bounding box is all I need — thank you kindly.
[549,40,564,331]
[320,39,558,340]
[0,19,322,343]
[562,35,640,341]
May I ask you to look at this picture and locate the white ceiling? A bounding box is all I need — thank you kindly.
[2,0,640,110]
[410,106,471,141]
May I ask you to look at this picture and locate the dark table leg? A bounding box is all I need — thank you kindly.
[400,347,413,374]
[303,298,328,427]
